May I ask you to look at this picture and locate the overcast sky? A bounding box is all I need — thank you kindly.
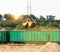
[0,0,60,19]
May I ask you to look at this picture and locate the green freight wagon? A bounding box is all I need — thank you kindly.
[0,31,7,43]
[9,31,60,43]
[49,31,60,43]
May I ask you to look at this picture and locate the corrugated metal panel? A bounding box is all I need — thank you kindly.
[50,31,60,42]
[10,31,14,41]
[10,31,60,43]
[0,31,7,42]
[39,31,48,42]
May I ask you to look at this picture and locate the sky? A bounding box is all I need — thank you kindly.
[0,0,60,19]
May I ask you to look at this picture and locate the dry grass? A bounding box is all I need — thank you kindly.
[27,26,60,31]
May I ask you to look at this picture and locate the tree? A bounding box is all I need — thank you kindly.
[39,15,46,21]
[52,21,58,27]
[30,14,39,21]
[46,15,55,21]
[38,15,46,26]
[16,23,24,29]
[58,20,60,28]
[4,14,9,20]
[0,14,3,20]
[0,20,18,27]
[39,21,46,26]
[4,14,15,20]
[10,21,18,27]
[46,21,53,27]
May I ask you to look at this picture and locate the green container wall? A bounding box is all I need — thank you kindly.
[10,31,45,42]
[0,31,7,42]
[10,31,21,42]
[10,31,60,43]
[50,31,60,42]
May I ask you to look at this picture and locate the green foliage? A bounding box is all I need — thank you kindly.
[4,14,15,20]
[0,20,18,27]
[30,14,39,21]
[46,15,55,20]
[58,20,60,28]
[0,14,59,30]
[16,23,24,30]
[39,21,46,26]
[39,15,46,21]
[52,21,58,27]
[0,14,3,20]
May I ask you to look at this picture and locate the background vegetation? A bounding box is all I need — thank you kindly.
[0,14,60,31]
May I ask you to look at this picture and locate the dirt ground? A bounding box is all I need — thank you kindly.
[0,42,60,52]
[0,44,43,52]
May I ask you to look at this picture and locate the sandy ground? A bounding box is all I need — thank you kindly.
[0,44,43,52]
[0,42,60,52]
